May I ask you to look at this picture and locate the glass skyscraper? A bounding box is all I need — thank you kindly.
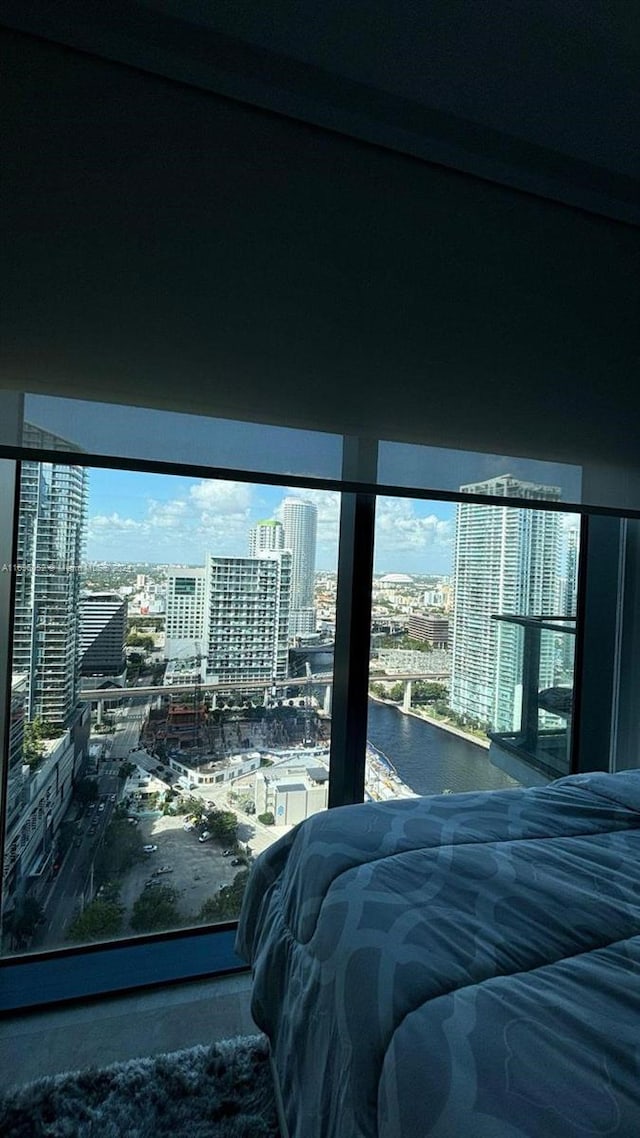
[282,498,317,637]
[13,459,88,728]
[450,475,561,732]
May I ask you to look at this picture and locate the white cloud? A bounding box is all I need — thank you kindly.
[89,512,145,532]
[188,480,252,515]
[376,498,453,549]
[87,479,255,562]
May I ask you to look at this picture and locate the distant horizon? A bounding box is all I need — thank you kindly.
[85,468,457,575]
[85,469,579,578]
[82,558,451,582]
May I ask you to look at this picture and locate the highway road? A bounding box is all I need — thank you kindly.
[37,762,121,948]
[35,696,155,947]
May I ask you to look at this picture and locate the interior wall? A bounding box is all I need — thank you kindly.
[2,28,639,472]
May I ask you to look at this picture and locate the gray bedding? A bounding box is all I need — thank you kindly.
[236,771,640,1137]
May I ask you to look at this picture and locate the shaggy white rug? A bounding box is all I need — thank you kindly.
[0,1033,280,1138]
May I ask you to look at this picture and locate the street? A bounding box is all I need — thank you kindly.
[34,694,284,950]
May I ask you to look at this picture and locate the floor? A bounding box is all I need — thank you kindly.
[0,971,256,1092]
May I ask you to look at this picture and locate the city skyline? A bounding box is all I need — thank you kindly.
[85,468,458,575]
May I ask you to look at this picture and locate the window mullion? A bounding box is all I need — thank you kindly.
[329,438,377,807]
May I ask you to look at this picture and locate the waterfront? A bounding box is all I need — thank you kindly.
[367,699,519,796]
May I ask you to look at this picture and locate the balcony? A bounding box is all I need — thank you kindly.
[487,614,576,784]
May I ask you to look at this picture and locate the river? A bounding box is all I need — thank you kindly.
[367,699,519,796]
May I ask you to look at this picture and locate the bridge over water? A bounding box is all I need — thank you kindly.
[83,669,449,718]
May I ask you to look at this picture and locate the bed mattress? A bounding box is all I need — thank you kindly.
[236,771,640,1137]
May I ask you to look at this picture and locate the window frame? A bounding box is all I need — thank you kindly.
[0,433,625,1012]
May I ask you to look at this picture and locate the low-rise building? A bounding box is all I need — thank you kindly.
[407,613,450,648]
[255,764,329,826]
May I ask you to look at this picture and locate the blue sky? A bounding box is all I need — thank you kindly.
[85,468,456,575]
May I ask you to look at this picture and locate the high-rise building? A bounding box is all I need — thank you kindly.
[205,551,291,685]
[5,675,28,836]
[450,475,561,731]
[80,592,127,678]
[282,498,317,636]
[12,460,88,728]
[558,524,580,617]
[249,519,284,556]
[165,568,207,659]
[4,452,89,926]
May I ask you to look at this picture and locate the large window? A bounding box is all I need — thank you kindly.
[1,459,338,957]
[366,490,580,800]
[0,395,631,1008]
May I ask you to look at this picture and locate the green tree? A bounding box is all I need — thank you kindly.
[6,896,45,946]
[130,886,182,933]
[388,683,405,702]
[118,761,136,780]
[204,809,238,844]
[126,633,155,653]
[95,818,144,883]
[412,681,449,704]
[23,717,46,768]
[258,811,275,826]
[375,634,429,651]
[199,870,249,923]
[67,899,124,943]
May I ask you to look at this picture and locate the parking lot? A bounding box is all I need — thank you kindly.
[118,815,241,924]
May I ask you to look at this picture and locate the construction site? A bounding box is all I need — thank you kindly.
[141,689,330,772]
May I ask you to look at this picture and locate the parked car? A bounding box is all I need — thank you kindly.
[198,832,212,843]
[98,803,105,812]
[109,794,116,802]
[155,864,173,874]
[143,844,158,853]
[221,849,231,857]
[183,821,195,831]
[230,857,244,866]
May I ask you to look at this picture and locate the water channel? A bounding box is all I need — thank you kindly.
[367,699,519,796]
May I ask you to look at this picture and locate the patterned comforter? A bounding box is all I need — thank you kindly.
[236,771,640,1137]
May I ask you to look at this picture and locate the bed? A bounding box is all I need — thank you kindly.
[236,770,640,1137]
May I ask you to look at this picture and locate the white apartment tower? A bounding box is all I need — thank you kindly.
[205,551,291,685]
[165,568,207,659]
[450,475,561,732]
[12,459,88,727]
[282,497,317,636]
[249,519,284,556]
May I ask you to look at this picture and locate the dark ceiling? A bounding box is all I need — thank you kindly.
[2,0,639,224]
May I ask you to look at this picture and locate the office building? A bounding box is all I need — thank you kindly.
[249,519,284,556]
[282,498,317,636]
[408,613,450,648]
[12,459,88,728]
[165,568,207,660]
[205,551,291,685]
[450,475,561,732]
[79,592,127,678]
